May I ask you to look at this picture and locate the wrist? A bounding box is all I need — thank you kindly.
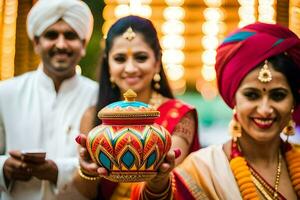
[143,173,175,199]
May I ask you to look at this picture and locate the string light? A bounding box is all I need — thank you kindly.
[162,0,186,93]
[238,0,256,27]
[198,0,223,99]
[258,0,275,23]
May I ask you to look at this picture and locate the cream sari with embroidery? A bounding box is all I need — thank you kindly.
[175,144,243,200]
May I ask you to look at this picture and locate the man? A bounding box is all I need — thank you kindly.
[0,0,98,199]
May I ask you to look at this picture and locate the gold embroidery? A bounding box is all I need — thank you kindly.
[175,102,182,108]
[170,110,179,118]
[162,120,168,128]
[173,112,195,146]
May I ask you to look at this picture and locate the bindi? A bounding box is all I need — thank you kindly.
[127,48,132,57]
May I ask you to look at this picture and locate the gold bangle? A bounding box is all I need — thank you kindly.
[78,167,101,181]
[143,175,173,199]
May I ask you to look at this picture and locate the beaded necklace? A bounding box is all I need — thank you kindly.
[229,140,300,199]
[148,91,164,109]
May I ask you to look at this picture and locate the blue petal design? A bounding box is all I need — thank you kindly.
[107,101,149,109]
[222,31,256,44]
[99,151,111,170]
[272,38,284,47]
[121,150,135,169]
[146,151,157,169]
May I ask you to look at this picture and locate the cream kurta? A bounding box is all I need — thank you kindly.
[175,144,243,200]
[0,68,98,200]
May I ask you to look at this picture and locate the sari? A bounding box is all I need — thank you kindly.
[131,144,297,200]
[173,145,242,200]
[98,99,200,200]
[131,145,241,200]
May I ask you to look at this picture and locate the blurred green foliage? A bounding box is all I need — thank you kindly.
[79,0,104,80]
[176,91,232,127]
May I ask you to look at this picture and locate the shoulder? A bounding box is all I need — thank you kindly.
[0,72,35,95]
[189,145,226,164]
[80,106,97,134]
[165,98,195,109]
[77,75,98,90]
[176,145,224,173]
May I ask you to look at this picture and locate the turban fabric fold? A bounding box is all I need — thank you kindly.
[27,0,93,42]
[215,22,300,124]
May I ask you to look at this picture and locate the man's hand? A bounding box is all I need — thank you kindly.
[3,150,32,185]
[3,150,58,185]
[27,159,58,185]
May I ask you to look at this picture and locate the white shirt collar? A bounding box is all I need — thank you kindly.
[36,64,79,94]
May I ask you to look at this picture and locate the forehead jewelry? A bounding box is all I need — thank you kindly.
[258,60,272,83]
[122,27,136,41]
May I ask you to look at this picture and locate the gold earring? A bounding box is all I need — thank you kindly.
[283,119,296,136]
[153,73,161,90]
[229,108,242,142]
[110,77,116,88]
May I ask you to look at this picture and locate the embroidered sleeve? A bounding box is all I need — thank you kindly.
[172,111,196,146]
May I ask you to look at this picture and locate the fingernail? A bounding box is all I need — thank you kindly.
[174,148,181,158]
[75,135,81,144]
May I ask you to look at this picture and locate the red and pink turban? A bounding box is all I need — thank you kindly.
[215,22,300,124]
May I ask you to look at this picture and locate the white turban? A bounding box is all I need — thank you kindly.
[27,0,93,42]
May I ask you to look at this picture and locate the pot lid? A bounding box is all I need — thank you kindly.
[98,89,160,123]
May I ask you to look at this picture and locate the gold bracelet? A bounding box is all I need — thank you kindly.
[78,167,101,181]
[143,175,173,200]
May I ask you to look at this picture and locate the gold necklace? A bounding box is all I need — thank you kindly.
[249,152,282,199]
[148,91,164,109]
[274,153,282,199]
[230,141,300,200]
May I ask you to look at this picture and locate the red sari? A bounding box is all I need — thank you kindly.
[98,99,200,200]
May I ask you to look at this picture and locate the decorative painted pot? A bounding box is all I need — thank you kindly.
[86,89,172,182]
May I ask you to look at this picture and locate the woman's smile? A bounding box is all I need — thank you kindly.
[251,117,276,129]
[123,76,140,85]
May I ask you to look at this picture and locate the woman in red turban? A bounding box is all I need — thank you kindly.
[131,22,300,200]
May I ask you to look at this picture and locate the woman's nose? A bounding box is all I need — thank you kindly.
[257,98,274,117]
[124,59,137,72]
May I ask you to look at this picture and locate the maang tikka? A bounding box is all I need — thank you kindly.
[122,27,136,41]
[258,60,272,83]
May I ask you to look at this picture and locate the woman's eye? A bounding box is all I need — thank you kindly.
[114,55,126,63]
[270,91,287,101]
[135,54,148,62]
[243,91,260,100]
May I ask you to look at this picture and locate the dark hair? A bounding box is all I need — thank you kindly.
[94,15,174,125]
[268,53,300,105]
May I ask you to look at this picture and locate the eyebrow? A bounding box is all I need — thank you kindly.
[241,87,289,92]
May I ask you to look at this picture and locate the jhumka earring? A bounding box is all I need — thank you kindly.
[258,60,272,83]
[229,108,242,141]
[122,27,136,41]
[110,77,116,88]
[283,109,296,140]
[153,73,161,90]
